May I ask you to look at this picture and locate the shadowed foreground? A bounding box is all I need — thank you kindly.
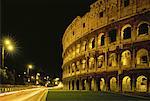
[46,91,149,101]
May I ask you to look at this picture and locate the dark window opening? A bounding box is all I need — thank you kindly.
[83,23,85,28]
[82,80,85,90]
[85,43,87,51]
[100,1,102,4]
[141,56,148,63]
[109,29,117,43]
[72,81,74,90]
[99,12,103,18]
[109,62,112,67]
[124,0,130,7]
[73,31,74,35]
[123,27,131,39]
[101,35,105,45]
[76,80,79,90]
[92,39,95,49]
[139,23,148,35]
[72,68,74,73]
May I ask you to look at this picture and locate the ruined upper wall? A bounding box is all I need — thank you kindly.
[62,0,150,52]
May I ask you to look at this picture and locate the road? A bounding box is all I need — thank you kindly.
[0,87,48,101]
[46,91,149,101]
[0,87,149,101]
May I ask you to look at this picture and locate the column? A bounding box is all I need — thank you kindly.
[79,79,82,90]
[74,79,77,90]
[93,78,98,91]
[147,77,149,92]
[105,77,109,92]
[131,76,136,92]
[86,79,90,91]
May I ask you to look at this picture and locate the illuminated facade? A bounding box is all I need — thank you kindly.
[62,0,150,92]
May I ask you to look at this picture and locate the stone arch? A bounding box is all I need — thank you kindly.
[81,41,87,51]
[110,77,117,92]
[89,37,95,49]
[100,78,105,91]
[97,55,104,68]
[137,22,149,36]
[81,79,86,90]
[121,24,131,39]
[108,53,117,67]
[98,33,105,46]
[136,75,147,92]
[121,50,131,66]
[136,49,149,64]
[122,76,131,92]
[89,57,95,69]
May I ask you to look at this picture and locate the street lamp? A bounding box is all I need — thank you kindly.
[1,37,15,69]
[27,64,33,83]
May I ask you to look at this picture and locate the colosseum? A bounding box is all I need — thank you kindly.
[62,0,150,93]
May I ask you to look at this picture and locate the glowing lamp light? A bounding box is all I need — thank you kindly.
[7,45,14,51]
[28,64,33,69]
[4,39,11,45]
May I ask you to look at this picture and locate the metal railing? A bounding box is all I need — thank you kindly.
[0,85,37,93]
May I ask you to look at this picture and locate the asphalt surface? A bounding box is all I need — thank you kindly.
[0,87,48,101]
[46,91,150,101]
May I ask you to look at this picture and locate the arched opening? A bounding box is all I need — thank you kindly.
[101,35,105,46]
[108,29,117,43]
[82,59,86,70]
[123,27,131,39]
[100,78,105,91]
[97,55,104,68]
[122,76,131,92]
[108,53,117,67]
[110,77,117,92]
[89,38,95,49]
[123,0,130,7]
[136,75,147,92]
[82,79,86,90]
[98,33,105,46]
[89,57,95,69]
[72,80,74,90]
[138,23,149,35]
[92,38,95,49]
[121,50,131,66]
[89,79,92,90]
[136,49,149,64]
[76,80,79,90]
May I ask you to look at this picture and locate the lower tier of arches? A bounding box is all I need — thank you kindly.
[63,69,150,93]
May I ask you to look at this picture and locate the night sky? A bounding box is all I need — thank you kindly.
[2,0,97,78]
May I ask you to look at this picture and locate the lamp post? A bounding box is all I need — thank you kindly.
[1,38,15,69]
[27,64,33,83]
